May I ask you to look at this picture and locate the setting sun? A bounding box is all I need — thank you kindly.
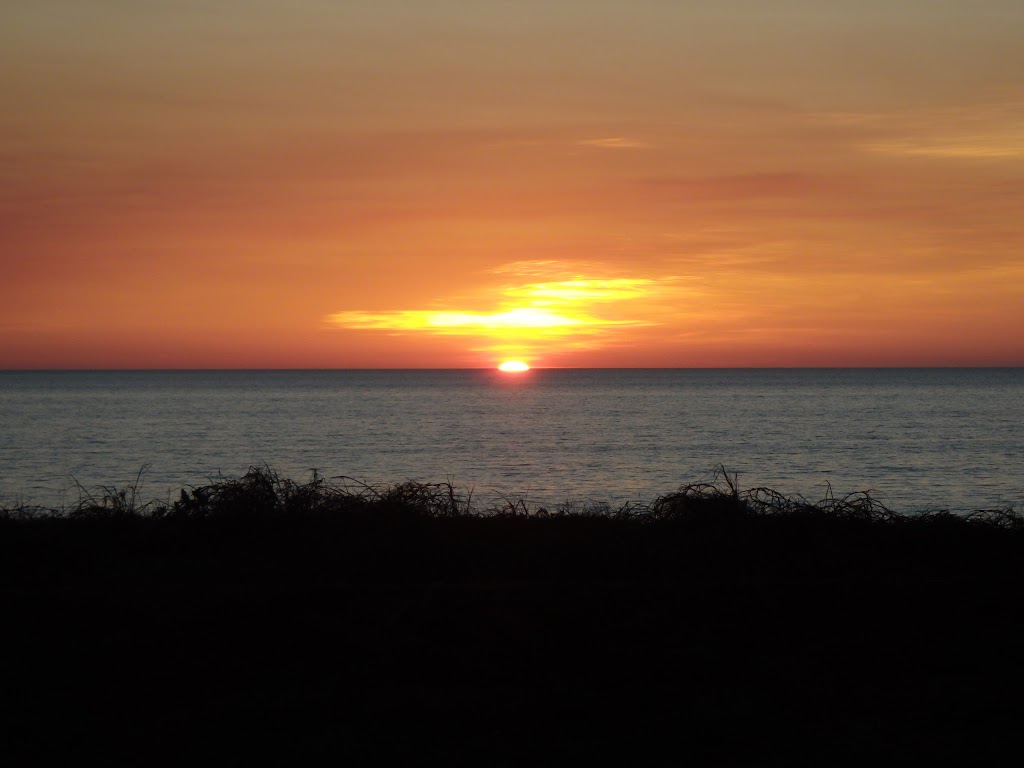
[498,361,530,373]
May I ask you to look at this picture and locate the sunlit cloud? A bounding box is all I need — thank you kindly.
[331,306,620,335]
[490,259,628,279]
[326,269,676,361]
[577,137,651,149]
[816,99,1024,160]
[864,131,1024,159]
[504,278,654,304]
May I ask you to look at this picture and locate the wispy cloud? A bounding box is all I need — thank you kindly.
[864,130,1024,159]
[577,137,651,149]
[326,268,677,359]
[815,99,1024,160]
[639,173,832,200]
[504,278,655,304]
[328,306,630,335]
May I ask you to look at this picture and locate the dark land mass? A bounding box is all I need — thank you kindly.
[3,469,1024,766]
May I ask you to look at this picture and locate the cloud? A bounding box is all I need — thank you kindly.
[863,132,1024,159]
[326,269,676,357]
[328,306,631,335]
[577,137,651,149]
[639,173,831,200]
[814,99,1024,160]
[504,278,655,304]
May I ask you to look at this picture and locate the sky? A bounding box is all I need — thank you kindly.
[2,0,1023,368]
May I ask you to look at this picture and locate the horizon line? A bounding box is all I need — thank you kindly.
[2,365,1022,373]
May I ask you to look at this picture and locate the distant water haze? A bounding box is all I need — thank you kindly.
[1,369,1021,513]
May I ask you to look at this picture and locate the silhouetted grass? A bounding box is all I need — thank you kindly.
[3,466,1024,766]
[4,463,1019,529]
[4,463,1022,592]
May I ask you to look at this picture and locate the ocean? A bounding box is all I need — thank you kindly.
[1,368,1021,512]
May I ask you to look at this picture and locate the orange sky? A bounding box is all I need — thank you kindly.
[3,1,1023,368]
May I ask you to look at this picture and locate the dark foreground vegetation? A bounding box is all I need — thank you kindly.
[3,467,1024,766]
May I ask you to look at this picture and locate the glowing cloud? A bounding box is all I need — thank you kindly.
[326,269,675,362]
[331,306,601,334]
[504,279,654,304]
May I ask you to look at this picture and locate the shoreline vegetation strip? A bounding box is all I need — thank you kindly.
[3,465,1019,528]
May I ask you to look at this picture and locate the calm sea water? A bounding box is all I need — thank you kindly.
[1,369,1021,512]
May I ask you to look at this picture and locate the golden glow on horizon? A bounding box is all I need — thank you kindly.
[498,360,530,372]
[326,274,669,363]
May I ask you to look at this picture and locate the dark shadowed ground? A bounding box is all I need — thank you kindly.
[3,470,1023,766]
